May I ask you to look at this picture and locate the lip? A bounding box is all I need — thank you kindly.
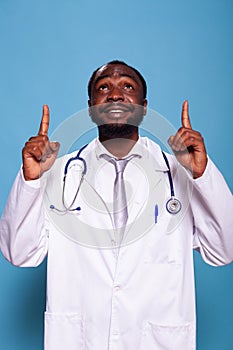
[99,103,134,114]
[105,109,129,119]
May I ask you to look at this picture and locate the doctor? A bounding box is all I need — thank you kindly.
[0,60,233,350]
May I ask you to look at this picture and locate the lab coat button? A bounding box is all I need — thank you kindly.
[112,329,120,336]
[114,285,121,292]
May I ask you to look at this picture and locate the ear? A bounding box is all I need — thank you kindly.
[143,99,147,116]
[88,100,92,116]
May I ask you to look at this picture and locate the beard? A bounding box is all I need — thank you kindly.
[98,123,139,138]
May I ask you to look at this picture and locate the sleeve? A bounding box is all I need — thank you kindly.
[191,158,233,266]
[0,169,49,267]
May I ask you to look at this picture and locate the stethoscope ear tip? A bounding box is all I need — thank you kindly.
[50,204,81,212]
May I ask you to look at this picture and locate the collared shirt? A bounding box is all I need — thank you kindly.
[94,137,146,217]
[83,137,168,230]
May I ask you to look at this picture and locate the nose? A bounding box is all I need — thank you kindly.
[107,86,124,102]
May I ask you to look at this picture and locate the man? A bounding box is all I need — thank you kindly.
[0,60,232,350]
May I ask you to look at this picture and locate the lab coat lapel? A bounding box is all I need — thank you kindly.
[124,145,169,244]
[80,146,115,233]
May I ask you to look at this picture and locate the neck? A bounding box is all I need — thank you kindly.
[98,126,139,159]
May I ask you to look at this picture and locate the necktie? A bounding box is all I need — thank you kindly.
[112,158,129,232]
[101,154,136,243]
[111,155,137,243]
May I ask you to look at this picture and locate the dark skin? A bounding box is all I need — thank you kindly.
[88,64,147,158]
[22,63,207,180]
[168,100,208,178]
[22,105,60,181]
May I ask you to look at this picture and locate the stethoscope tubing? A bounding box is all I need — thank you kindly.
[51,145,182,215]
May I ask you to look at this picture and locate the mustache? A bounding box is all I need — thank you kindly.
[98,103,135,113]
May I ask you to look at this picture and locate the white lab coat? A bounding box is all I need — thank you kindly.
[0,137,233,350]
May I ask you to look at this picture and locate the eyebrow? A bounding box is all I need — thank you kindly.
[94,73,139,86]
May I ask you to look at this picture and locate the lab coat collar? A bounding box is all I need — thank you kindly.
[94,136,169,172]
[95,137,144,160]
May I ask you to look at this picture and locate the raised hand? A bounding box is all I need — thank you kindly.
[22,105,60,181]
[168,100,207,178]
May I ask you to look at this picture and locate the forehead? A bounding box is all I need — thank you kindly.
[93,64,142,86]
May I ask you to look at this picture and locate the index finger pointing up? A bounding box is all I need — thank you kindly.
[181,100,192,129]
[38,105,50,135]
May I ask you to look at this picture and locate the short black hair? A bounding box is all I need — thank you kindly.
[88,60,147,99]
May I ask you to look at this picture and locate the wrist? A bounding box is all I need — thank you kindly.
[192,157,208,179]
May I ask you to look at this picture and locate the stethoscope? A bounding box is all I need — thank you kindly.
[50,144,182,215]
[161,151,182,214]
[50,144,88,213]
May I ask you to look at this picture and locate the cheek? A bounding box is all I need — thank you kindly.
[123,90,144,102]
[91,93,106,105]
[129,95,145,105]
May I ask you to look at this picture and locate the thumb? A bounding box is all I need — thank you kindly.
[50,141,60,152]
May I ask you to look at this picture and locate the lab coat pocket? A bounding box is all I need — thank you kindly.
[141,322,195,350]
[44,312,84,350]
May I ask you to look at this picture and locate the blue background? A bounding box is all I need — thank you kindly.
[0,0,232,349]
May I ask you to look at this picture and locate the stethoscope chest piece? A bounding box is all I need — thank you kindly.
[166,197,182,214]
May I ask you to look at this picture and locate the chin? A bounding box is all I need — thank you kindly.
[98,123,138,138]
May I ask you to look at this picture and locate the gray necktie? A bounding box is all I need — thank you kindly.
[101,154,136,242]
[111,156,137,240]
[112,158,129,232]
